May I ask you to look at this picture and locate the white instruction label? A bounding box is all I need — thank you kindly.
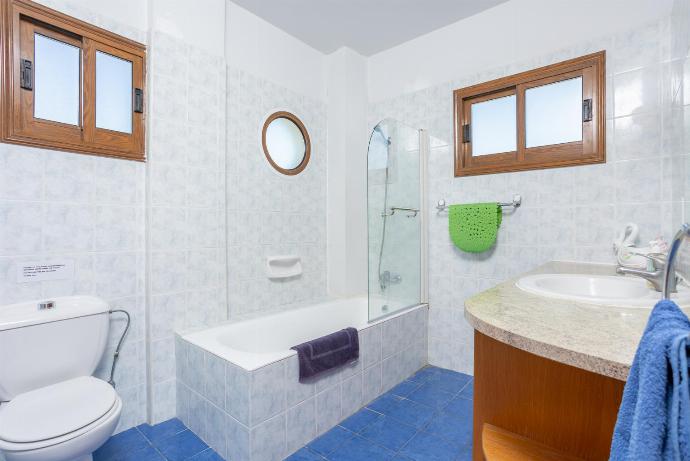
[17,260,75,283]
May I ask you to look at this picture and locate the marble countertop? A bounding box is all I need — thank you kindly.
[464,261,676,381]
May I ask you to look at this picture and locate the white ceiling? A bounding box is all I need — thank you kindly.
[229,0,509,56]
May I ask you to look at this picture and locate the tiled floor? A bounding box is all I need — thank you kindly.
[289,366,473,461]
[94,418,222,461]
[95,366,473,461]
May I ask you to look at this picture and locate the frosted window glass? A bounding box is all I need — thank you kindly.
[526,77,583,148]
[471,95,517,156]
[265,118,306,169]
[34,34,80,125]
[96,51,132,134]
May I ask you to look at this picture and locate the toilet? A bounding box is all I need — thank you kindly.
[0,296,122,461]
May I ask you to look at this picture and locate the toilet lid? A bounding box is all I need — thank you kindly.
[0,376,117,443]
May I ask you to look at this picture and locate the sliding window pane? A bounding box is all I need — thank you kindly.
[470,95,517,156]
[525,77,582,148]
[34,34,80,125]
[96,51,132,134]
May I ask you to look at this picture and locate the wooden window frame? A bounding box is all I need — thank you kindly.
[0,0,146,161]
[454,51,605,177]
[261,111,311,176]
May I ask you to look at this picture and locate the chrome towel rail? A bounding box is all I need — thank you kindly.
[436,194,522,212]
[664,223,690,299]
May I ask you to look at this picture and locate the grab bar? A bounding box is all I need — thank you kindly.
[436,194,522,212]
[664,223,690,299]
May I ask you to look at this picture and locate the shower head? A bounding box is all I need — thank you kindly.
[373,125,391,146]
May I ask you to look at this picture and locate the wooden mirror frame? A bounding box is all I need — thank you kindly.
[261,111,311,176]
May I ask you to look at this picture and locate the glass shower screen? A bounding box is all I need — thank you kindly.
[367,119,422,321]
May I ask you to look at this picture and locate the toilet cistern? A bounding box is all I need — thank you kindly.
[0,296,122,461]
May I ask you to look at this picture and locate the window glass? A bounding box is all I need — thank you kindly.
[96,51,133,133]
[470,95,517,156]
[265,117,306,170]
[525,76,583,148]
[34,33,80,125]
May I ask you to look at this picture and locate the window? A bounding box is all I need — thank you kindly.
[0,0,146,161]
[261,111,311,175]
[454,52,605,176]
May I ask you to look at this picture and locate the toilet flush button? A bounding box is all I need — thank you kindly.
[38,301,55,310]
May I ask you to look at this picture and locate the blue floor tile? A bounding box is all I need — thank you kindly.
[328,434,396,461]
[308,426,354,457]
[424,409,473,448]
[458,380,473,400]
[406,383,456,409]
[424,371,472,395]
[385,398,436,429]
[340,408,383,433]
[186,448,225,461]
[94,427,150,461]
[157,430,208,461]
[388,380,422,398]
[285,447,326,460]
[359,416,417,451]
[367,394,401,414]
[444,394,474,418]
[398,431,462,461]
[138,418,187,445]
[96,444,166,461]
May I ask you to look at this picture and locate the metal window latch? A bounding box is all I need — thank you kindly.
[134,88,144,113]
[582,98,593,122]
[20,59,32,90]
[462,124,471,143]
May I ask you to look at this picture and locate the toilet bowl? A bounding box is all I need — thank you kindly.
[0,377,122,461]
[0,297,123,461]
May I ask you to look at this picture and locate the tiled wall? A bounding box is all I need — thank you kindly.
[175,306,428,461]
[146,32,228,423]
[226,69,328,318]
[369,17,690,374]
[0,5,229,432]
[0,2,149,433]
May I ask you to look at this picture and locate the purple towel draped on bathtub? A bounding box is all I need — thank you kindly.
[291,327,359,382]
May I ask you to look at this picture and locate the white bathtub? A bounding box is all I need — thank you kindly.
[181,296,423,371]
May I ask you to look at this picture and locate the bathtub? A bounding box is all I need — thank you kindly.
[175,296,428,461]
[182,295,419,371]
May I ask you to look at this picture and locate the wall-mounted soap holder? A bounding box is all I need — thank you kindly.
[266,255,302,279]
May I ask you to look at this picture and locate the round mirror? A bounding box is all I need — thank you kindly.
[262,111,311,175]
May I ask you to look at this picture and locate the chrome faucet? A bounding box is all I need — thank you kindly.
[616,253,678,293]
[379,270,402,290]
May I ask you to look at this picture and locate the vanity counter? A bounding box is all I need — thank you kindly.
[464,261,674,381]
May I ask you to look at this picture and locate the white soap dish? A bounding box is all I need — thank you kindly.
[266,255,302,279]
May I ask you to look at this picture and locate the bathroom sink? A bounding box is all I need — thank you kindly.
[516,274,690,308]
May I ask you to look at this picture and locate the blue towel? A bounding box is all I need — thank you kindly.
[611,299,690,461]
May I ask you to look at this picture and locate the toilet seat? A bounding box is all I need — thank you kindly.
[0,377,117,445]
[0,377,122,460]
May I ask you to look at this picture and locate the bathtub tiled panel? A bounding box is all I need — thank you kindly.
[369,15,690,376]
[175,306,428,461]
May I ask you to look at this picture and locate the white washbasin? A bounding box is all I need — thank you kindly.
[516,274,690,308]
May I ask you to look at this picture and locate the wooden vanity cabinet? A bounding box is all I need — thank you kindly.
[473,332,625,461]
